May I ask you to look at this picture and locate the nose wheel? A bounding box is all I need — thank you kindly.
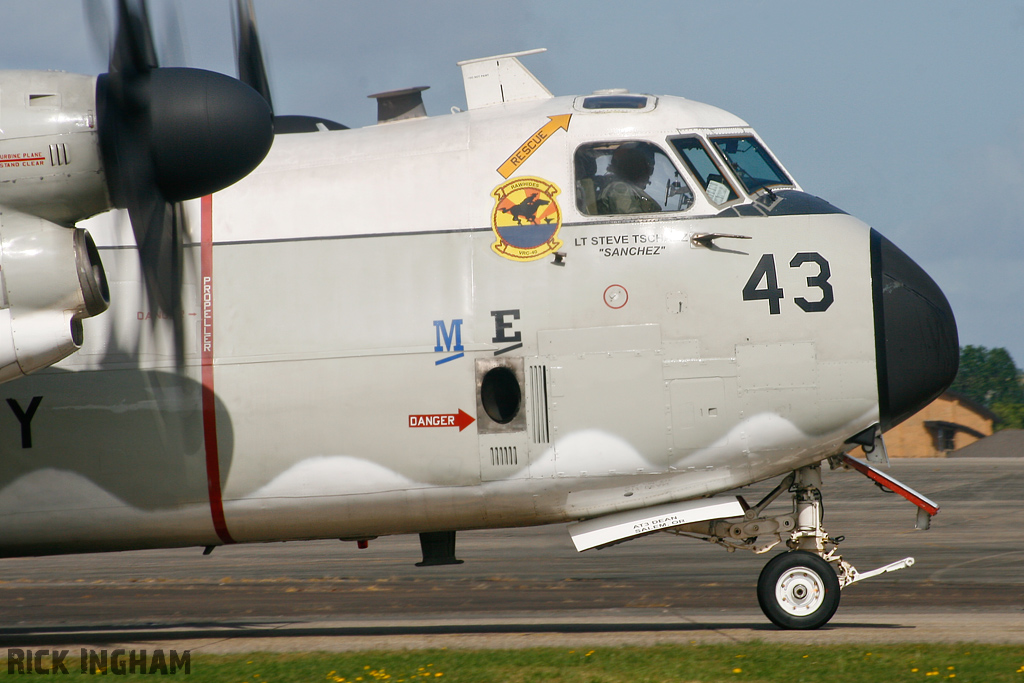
[757,550,840,629]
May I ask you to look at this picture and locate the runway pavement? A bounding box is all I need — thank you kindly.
[1,457,1021,651]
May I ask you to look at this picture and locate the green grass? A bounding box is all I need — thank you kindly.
[4,643,1023,682]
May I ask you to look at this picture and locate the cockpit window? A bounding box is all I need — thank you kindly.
[581,95,648,110]
[710,136,792,194]
[575,141,693,216]
[670,137,739,205]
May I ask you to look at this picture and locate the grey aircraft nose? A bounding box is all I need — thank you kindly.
[871,230,959,431]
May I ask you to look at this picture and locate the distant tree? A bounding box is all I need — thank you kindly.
[950,346,1024,431]
[992,402,1024,430]
[950,346,1024,407]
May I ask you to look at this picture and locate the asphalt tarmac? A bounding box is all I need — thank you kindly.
[1,457,1021,651]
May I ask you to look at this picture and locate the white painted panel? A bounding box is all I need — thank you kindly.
[737,341,816,390]
[539,324,661,356]
[669,377,726,452]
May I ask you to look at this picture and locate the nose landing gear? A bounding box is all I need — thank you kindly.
[751,464,845,629]
[667,459,933,629]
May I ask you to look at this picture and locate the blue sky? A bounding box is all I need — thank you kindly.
[4,1,1023,365]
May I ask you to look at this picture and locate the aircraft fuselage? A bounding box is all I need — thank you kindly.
[0,87,954,559]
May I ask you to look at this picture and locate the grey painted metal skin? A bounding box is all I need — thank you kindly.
[0,57,900,559]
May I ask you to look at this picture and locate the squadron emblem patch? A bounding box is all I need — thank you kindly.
[490,176,563,262]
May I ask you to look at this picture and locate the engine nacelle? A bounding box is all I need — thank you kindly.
[0,71,112,226]
[0,210,109,383]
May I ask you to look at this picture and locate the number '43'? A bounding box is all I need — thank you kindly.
[742,253,834,314]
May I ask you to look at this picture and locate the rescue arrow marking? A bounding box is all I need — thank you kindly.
[408,409,475,432]
[497,114,572,179]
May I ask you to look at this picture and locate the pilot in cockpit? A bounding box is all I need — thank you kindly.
[597,143,661,214]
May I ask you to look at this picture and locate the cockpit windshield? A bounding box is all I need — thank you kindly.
[710,136,792,195]
[670,137,739,205]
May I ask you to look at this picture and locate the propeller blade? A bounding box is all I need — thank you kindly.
[111,0,158,75]
[95,0,273,370]
[123,184,186,370]
[125,192,176,316]
[83,0,113,66]
[167,202,187,368]
[234,0,274,112]
[159,1,189,68]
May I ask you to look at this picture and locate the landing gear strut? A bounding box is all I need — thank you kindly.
[752,464,844,629]
[667,460,928,630]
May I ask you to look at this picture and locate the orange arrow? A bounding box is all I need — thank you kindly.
[497,114,572,179]
[408,409,476,432]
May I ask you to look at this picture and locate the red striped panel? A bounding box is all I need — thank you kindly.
[201,194,235,544]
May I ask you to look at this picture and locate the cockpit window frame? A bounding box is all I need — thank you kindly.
[572,95,658,114]
[581,95,649,110]
[708,134,794,196]
[668,135,743,208]
[573,139,695,218]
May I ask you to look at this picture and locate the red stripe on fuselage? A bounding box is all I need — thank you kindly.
[201,194,235,544]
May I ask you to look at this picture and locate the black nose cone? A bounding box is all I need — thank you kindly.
[871,230,959,431]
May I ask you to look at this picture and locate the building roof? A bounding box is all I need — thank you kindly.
[944,391,1000,424]
[950,429,1024,458]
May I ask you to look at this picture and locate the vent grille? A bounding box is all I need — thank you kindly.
[490,446,518,466]
[529,365,550,443]
[49,143,69,166]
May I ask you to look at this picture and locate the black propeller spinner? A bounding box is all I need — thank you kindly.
[95,0,274,367]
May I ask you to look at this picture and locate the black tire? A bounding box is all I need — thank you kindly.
[757,550,841,630]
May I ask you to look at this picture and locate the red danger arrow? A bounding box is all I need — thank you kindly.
[408,409,475,432]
